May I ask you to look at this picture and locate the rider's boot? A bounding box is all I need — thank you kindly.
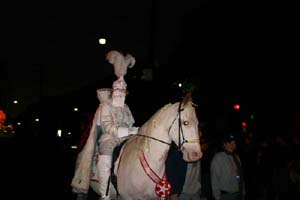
[76,193,88,200]
[98,155,112,200]
[100,196,111,200]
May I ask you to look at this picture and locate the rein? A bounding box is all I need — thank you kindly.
[136,106,180,148]
[177,101,185,150]
[136,134,174,147]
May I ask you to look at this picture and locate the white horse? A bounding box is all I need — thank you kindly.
[85,93,202,200]
[72,94,202,200]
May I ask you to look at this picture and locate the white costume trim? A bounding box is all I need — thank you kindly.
[117,127,129,138]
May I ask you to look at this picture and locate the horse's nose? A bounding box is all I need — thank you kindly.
[181,146,202,161]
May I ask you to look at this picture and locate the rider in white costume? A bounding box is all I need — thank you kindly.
[97,50,139,200]
[71,50,138,200]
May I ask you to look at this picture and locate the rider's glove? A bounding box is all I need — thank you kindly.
[129,127,139,135]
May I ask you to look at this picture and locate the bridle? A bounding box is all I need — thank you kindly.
[137,101,200,151]
[172,100,200,150]
[176,101,187,150]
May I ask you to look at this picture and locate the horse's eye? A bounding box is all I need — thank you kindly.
[183,121,189,126]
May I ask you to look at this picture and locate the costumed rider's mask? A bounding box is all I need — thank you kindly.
[112,77,127,108]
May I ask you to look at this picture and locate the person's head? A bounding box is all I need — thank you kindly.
[222,133,237,153]
[97,88,112,103]
[112,77,127,107]
[0,110,6,125]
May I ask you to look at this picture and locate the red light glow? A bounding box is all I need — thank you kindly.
[233,104,240,110]
[242,121,247,128]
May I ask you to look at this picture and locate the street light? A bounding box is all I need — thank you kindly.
[98,38,106,45]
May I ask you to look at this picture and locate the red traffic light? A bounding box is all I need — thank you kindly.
[241,121,247,128]
[233,104,240,110]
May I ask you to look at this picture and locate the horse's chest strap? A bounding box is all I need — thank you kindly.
[139,151,171,199]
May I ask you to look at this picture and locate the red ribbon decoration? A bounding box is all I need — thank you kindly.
[139,151,171,200]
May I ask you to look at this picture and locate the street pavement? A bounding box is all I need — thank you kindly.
[0,136,78,200]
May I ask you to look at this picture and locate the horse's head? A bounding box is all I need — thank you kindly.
[169,93,202,162]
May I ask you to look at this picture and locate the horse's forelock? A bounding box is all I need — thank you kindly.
[182,92,192,106]
[182,93,195,110]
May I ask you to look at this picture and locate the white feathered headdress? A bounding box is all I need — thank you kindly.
[106,50,136,78]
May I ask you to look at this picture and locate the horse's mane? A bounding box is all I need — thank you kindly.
[127,93,195,151]
[125,102,179,150]
[139,93,194,134]
[142,103,178,131]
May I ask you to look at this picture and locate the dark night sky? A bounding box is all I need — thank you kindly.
[1,1,300,136]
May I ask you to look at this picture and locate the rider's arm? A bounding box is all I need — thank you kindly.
[100,103,132,138]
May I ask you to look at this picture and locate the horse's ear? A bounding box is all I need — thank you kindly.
[183,92,192,106]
